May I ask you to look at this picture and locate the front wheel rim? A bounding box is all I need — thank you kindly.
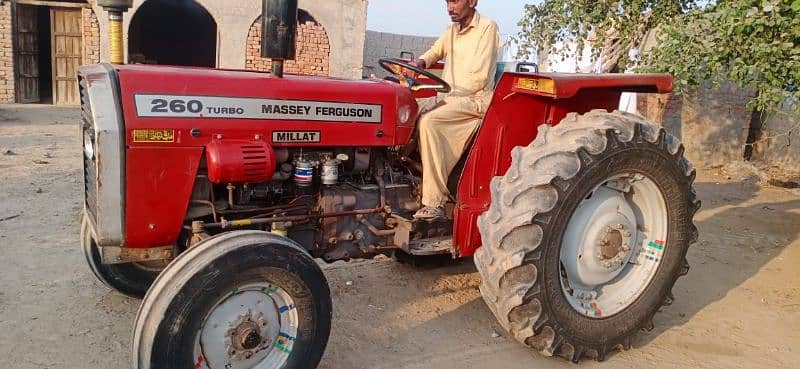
[559,172,668,318]
[194,282,299,369]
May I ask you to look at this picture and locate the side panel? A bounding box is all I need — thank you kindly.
[125,147,203,248]
[453,76,624,257]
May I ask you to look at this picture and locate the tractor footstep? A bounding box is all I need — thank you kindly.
[407,236,452,256]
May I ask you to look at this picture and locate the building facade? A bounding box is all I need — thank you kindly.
[0,0,367,105]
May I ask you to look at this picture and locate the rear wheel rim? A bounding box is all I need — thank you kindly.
[559,172,668,318]
[194,282,299,369]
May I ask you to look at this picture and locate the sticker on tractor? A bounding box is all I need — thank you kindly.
[134,94,382,123]
[272,131,321,143]
[514,77,556,95]
[132,129,175,143]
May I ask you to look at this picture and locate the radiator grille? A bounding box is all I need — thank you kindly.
[79,76,98,221]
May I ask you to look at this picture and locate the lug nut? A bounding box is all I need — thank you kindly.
[621,244,630,251]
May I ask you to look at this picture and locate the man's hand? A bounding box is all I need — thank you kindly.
[402,59,427,78]
[409,59,426,69]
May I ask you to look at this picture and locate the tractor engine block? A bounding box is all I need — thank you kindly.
[186,146,427,261]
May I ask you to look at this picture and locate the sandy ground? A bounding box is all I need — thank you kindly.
[0,104,799,369]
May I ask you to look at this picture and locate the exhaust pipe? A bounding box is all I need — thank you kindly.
[261,0,298,78]
[97,0,133,64]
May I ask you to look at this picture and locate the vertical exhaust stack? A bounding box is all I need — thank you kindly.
[261,0,298,78]
[97,0,133,64]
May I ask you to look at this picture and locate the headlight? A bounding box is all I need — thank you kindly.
[84,130,95,160]
[398,105,411,124]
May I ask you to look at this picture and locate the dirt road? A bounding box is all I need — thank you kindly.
[1,105,798,369]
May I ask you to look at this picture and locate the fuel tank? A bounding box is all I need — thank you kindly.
[116,64,420,149]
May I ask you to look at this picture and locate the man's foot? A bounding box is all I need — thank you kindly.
[413,206,447,221]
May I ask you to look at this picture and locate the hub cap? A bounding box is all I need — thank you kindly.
[560,173,668,318]
[194,283,298,369]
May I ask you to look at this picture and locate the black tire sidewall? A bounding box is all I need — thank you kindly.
[148,242,331,369]
[539,136,692,346]
[81,216,158,298]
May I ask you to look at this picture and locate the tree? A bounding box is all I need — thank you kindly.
[643,0,800,114]
[516,1,699,72]
[517,0,800,114]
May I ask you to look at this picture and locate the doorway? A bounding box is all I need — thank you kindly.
[128,0,217,67]
[14,4,81,105]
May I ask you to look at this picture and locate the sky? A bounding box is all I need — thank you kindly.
[366,0,537,39]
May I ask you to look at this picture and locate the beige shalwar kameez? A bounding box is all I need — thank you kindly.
[416,11,500,208]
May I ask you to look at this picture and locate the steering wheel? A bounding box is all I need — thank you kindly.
[378,58,452,94]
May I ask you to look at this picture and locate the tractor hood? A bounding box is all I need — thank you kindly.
[113,64,419,147]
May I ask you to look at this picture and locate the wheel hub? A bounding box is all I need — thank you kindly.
[561,187,637,289]
[196,285,298,369]
[240,328,262,350]
[595,224,633,272]
[559,173,669,318]
[226,313,269,359]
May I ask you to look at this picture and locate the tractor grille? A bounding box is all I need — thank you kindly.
[79,76,98,221]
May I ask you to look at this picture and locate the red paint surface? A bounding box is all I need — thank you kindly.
[125,147,202,248]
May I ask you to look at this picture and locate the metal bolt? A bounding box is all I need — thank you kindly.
[597,239,608,246]
[596,251,604,260]
[354,230,365,240]
[258,319,267,327]
[621,244,631,252]
[216,134,223,140]
[615,224,625,230]
[603,261,612,268]
[244,351,253,359]
[148,223,155,230]
[254,134,262,140]
[623,230,632,237]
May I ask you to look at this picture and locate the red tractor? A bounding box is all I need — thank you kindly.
[79,2,698,368]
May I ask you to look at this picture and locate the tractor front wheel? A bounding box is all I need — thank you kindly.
[475,110,700,362]
[132,230,332,369]
[81,215,161,298]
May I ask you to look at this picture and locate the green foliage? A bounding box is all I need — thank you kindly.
[643,0,800,113]
[516,1,699,70]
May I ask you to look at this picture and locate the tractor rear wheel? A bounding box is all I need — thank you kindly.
[132,230,332,369]
[475,110,699,362]
[81,215,161,298]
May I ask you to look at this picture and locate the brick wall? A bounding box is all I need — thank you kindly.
[638,83,755,168]
[0,2,15,103]
[82,7,100,65]
[363,31,437,78]
[245,11,330,77]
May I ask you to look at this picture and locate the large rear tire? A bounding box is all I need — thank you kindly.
[81,214,160,299]
[132,230,332,369]
[475,110,700,362]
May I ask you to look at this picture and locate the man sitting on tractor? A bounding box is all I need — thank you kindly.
[409,0,500,221]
